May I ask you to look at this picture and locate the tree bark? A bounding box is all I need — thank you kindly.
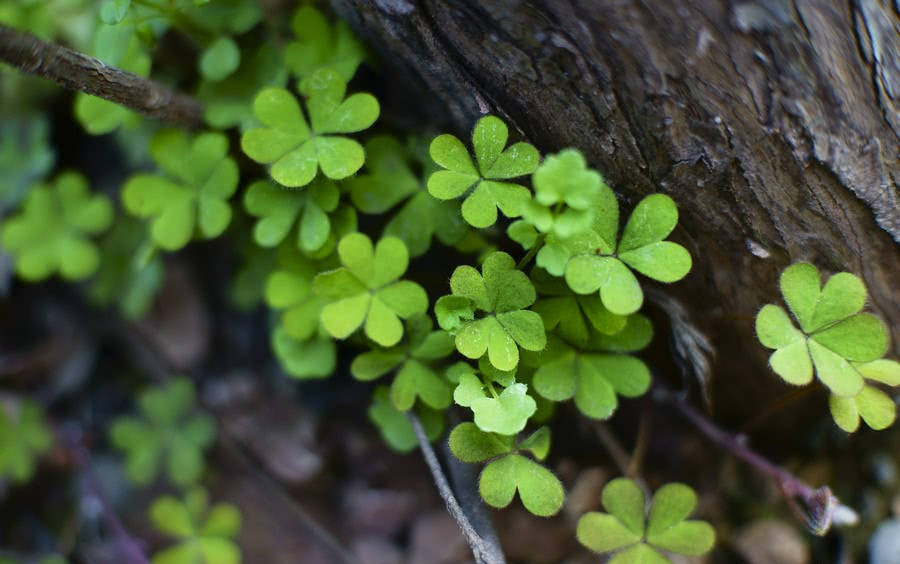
[332,0,900,423]
[0,24,204,128]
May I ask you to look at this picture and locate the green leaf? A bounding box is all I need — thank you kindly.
[479,454,564,516]
[390,359,451,411]
[2,171,112,281]
[351,350,405,381]
[566,255,644,315]
[576,513,642,554]
[856,359,900,386]
[272,329,336,379]
[808,339,864,397]
[811,313,888,362]
[149,489,242,564]
[779,263,820,332]
[368,387,444,452]
[517,426,551,460]
[809,271,867,331]
[469,382,537,435]
[618,241,692,283]
[602,478,646,536]
[768,339,814,386]
[617,194,679,253]
[831,385,896,432]
[200,37,240,81]
[100,0,131,24]
[756,304,803,349]
[284,4,365,87]
[448,422,514,462]
[0,400,52,483]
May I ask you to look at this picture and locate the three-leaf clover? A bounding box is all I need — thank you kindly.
[435,252,546,371]
[525,314,653,420]
[521,149,606,238]
[755,263,890,397]
[283,4,366,88]
[240,69,379,188]
[122,130,238,251]
[149,488,241,564]
[576,478,715,563]
[565,194,692,315]
[427,115,539,228]
[0,399,52,483]
[243,178,340,254]
[367,386,444,453]
[351,315,454,411]
[313,233,428,347]
[449,423,563,517]
[110,378,216,487]
[1,171,113,281]
[345,136,420,214]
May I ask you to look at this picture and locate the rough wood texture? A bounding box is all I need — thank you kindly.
[333,0,899,420]
[0,24,204,128]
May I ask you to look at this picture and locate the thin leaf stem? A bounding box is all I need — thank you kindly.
[408,413,505,564]
[654,385,856,535]
[516,233,546,270]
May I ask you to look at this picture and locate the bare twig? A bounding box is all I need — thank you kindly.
[654,386,858,535]
[0,24,204,128]
[408,413,505,564]
[59,426,150,564]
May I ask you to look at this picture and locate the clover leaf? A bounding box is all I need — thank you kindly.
[564,194,692,315]
[313,233,428,347]
[435,252,546,371]
[521,149,607,238]
[449,423,564,517]
[1,171,113,281]
[240,69,379,188]
[283,4,366,88]
[352,315,454,411]
[530,267,628,344]
[577,478,715,563]
[109,378,216,487]
[149,488,241,564]
[428,115,539,228]
[0,399,52,483]
[453,372,537,435]
[89,215,164,320]
[346,136,421,214]
[199,36,240,82]
[122,130,238,251]
[755,263,890,398]
[367,386,444,453]
[524,315,653,420]
[244,177,340,254]
[197,43,288,129]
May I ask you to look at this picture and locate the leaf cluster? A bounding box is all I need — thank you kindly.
[149,488,241,564]
[756,263,899,431]
[109,378,216,486]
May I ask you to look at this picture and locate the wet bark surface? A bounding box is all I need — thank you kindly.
[332,0,900,423]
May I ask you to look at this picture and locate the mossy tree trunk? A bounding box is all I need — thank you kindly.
[332,0,900,424]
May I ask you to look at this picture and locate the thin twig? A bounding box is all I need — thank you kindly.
[627,402,651,479]
[408,413,504,564]
[0,24,204,128]
[654,386,858,535]
[59,427,151,564]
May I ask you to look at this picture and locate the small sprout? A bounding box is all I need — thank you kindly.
[576,478,715,563]
[149,488,241,564]
[524,315,653,420]
[428,115,539,228]
[313,233,428,347]
[283,4,366,88]
[367,386,444,452]
[244,178,340,254]
[755,263,895,426]
[1,171,113,281]
[110,378,216,487]
[565,194,692,315]
[521,149,607,238]
[199,37,240,82]
[351,315,454,411]
[0,399,53,483]
[122,129,238,251]
[240,69,379,188]
[449,423,564,517]
[435,252,546,371]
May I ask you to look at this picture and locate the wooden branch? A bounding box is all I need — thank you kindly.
[0,24,203,128]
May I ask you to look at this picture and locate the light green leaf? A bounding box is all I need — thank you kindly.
[808,339,864,397]
[576,512,642,554]
[769,339,814,386]
[856,359,900,386]
[200,37,240,81]
[811,313,888,362]
[618,241,692,283]
[779,262,820,332]
[617,194,678,253]
[756,304,803,349]
[809,272,866,331]
[602,478,646,536]
[448,422,514,462]
[470,382,536,435]
[391,359,451,410]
